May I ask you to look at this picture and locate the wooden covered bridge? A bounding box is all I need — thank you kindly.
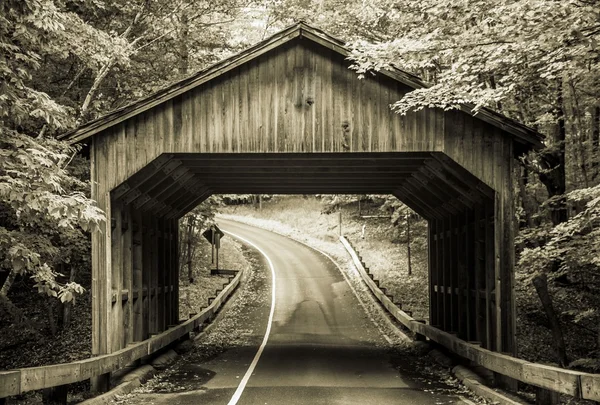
[60,22,543,389]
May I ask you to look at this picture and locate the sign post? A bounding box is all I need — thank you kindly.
[202,225,224,271]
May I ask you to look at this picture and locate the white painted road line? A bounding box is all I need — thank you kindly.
[223,230,277,405]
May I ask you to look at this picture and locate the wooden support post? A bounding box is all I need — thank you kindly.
[141,214,151,339]
[450,215,459,334]
[457,212,467,340]
[428,221,438,327]
[110,204,123,352]
[123,205,134,345]
[484,202,495,350]
[91,373,110,393]
[132,210,144,341]
[465,209,474,341]
[474,206,485,346]
[442,218,451,331]
[338,210,342,236]
[436,219,443,328]
[42,384,69,405]
[171,219,180,323]
[535,387,559,405]
[150,217,165,333]
[157,218,166,331]
[90,138,112,394]
[163,218,171,328]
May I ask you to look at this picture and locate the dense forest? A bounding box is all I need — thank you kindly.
[1,0,600,374]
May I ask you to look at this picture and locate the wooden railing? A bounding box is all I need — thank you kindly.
[0,269,242,399]
[340,236,600,402]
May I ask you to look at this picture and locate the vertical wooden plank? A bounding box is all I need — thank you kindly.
[493,130,504,354]
[163,219,170,327]
[428,221,438,327]
[472,116,483,176]
[192,87,202,152]
[133,114,147,168]
[276,46,287,153]
[484,200,495,350]
[132,209,144,342]
[307,46,317,152]
[90,138,101,357]
[457,212,466,339]
[321,47,333,152]
[216,76,226,153]
[172,96,183,153]
[171,219,180,323]
[141,213,151,338]
[160,99,172,153]
[434,107,445,152]
[224,72,234,153]
[157,218,165,331]
[465,208,474,341]
[450,215,458,333]
[196,86,207,153]
[463,115,474,174]
[181,92,193,152]
[293,44,305,152]
[110,204,123,352]
[311,50,327,152]
[248,59,260,152]
[284,45,295,153]
[144,112,156,164]
[501,138,516,356]
[122,205,134,345]
[267,56,276,152]
[150,217,159,332]
[473,205,484,344]
[442,217,450,331]
[90,135,112,392]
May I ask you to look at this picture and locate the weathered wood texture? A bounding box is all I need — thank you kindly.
[84,35,522,360]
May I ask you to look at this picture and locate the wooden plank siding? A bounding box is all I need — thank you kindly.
[83,35,524,362]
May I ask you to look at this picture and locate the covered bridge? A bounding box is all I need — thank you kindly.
[60,22,543,388]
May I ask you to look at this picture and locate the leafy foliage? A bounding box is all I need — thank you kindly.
[0,130,104,302]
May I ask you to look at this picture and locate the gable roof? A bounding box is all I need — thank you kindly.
[59,22,544,149]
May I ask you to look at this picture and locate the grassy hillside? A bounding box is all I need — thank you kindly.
[222,195,430,320]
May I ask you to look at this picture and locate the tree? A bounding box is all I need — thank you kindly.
[178,196,222,283]
[0,0,108,323]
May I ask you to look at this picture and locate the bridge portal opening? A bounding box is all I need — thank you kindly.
[106,152,501,358]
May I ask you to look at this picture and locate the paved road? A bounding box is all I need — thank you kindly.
[128,220,471,405]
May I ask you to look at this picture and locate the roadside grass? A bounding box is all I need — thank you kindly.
[178,237,242,320]
[222,195,430,321]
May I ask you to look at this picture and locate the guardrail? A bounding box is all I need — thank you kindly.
[0,269,242,400]
[340,236,600,402]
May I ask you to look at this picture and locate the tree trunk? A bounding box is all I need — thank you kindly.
[538,79,568,226]
[47,300,57,336]
[592,105,600,181]
[61,264,77,329]
[0,269,16,297]
[532,273,568,367]
[517,164,534,228]
[187,216,194,284]
[406,212,412,276]
[178,12,189,76]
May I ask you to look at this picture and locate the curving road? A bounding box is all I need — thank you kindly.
[127,219,472,405]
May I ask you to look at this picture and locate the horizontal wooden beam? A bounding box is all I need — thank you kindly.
[176,151,431,161]
[392,189,438,220]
